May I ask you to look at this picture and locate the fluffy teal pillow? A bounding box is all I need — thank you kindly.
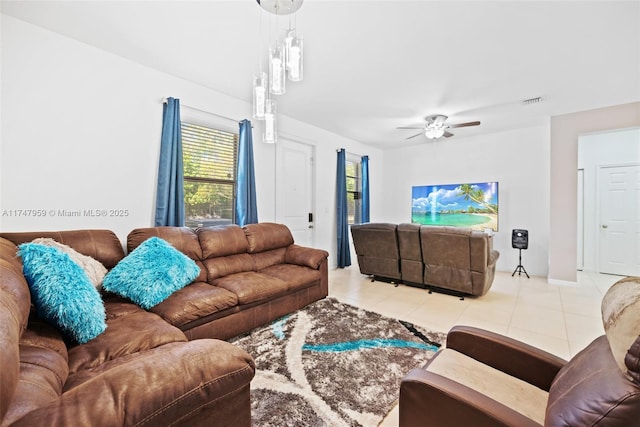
[18,243,107,344]
[102,237,200,309]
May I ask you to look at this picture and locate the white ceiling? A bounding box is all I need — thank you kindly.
[2,1,639,149]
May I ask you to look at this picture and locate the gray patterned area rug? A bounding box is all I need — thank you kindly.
[229,297,446,427]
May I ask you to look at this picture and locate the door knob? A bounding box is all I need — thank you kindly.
[602,224,608,229]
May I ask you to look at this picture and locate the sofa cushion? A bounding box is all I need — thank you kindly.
[252,248,287,270]
[149,282,239,328]
[260,264,322,292]
[31,238,107,290]
[426,348,548,425]
[203,253,255,281]
[67,300,188,374]
[103,237,201,310]
[18,243,107,344]
[5,339,69,425]
[212,272,288,304]
[198,225,249,258]
[243,223,294,254]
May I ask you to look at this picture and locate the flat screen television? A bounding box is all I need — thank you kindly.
[411,181,499,231]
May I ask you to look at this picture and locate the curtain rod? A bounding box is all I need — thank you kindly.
[337,148,369,159]
[161,98,243,124]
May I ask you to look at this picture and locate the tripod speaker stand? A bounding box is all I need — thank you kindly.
[511,229,530,278]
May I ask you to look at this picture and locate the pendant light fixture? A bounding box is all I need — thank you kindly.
[254,0,304,143]
[287,31,303,81]
[263,99,277,144]
[269,43,286,95]
[252,72,267,120]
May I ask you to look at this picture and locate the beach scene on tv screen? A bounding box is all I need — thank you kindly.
[412,182,499,231]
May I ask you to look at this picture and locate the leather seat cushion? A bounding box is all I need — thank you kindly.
[149,282,239,327]
[426,348,548,425]
[212,272,288,305]
[67,301,187,374]
[260,264,321,292]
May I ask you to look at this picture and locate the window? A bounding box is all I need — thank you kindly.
[181,122,238,228]
[346,157,362,224]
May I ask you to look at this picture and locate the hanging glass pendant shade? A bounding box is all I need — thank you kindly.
[252,72,267,120]
[263,99,277,143]
[284,29,294,67]
[287,34,303,81]
[269,44,286,95]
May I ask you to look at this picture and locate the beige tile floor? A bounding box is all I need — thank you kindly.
[327,266,624,426]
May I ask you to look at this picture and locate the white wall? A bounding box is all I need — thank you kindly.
[578,127,640,271]
[378,125,551,277]
[0,15,383,260]
[549,102,640,284]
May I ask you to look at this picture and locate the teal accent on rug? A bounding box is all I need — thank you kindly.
[302,338,438,353]
[230,297,446,427]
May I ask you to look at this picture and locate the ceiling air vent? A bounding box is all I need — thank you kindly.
[522,96,542,105]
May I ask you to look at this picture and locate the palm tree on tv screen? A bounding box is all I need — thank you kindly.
[457,184,497,214]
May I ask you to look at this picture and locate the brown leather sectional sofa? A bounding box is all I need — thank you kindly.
[0,223,328,426]
[351,223,499,297]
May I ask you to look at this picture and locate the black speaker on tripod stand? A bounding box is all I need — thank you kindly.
[512,229,529,278]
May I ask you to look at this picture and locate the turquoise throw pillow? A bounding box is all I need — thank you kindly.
[18,243,107,344]
[102,237,200,309]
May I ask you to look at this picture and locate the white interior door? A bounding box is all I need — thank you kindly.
[598,164,640,276]
[275,138,315,246]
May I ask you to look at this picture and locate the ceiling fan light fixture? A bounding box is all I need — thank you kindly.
[425,127,445,139]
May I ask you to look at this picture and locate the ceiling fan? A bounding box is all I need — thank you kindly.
[397,114,481,140]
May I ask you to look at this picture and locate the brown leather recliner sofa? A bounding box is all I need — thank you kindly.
[351,223,499,297]
[399,275,640,427]
[350,223,402,283]
[0,222,328,426]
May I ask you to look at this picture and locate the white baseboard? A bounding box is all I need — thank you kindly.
[547,278,578,287]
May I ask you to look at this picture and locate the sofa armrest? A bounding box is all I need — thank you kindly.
[446,326,566,391]
[285,244,329,269]
[400,368,542,427]
[11,339,255,427]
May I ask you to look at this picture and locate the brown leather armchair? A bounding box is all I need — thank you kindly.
[400,275,640,427]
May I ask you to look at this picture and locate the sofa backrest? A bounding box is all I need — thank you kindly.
[1,229,125,269]
[350,223,401,280]
[128,223,298,282]
[197,225,254,280]
[397,223,423,284]
[421,227,491,271]
[420,226,494,293]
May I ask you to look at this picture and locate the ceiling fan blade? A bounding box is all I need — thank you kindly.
[406,132,424,140]
[448,121,481,129]
[443,131,454,138]
[396,126,424,130]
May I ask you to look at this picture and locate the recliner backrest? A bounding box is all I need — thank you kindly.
[350,223,401,280]
[397,223,423,284]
